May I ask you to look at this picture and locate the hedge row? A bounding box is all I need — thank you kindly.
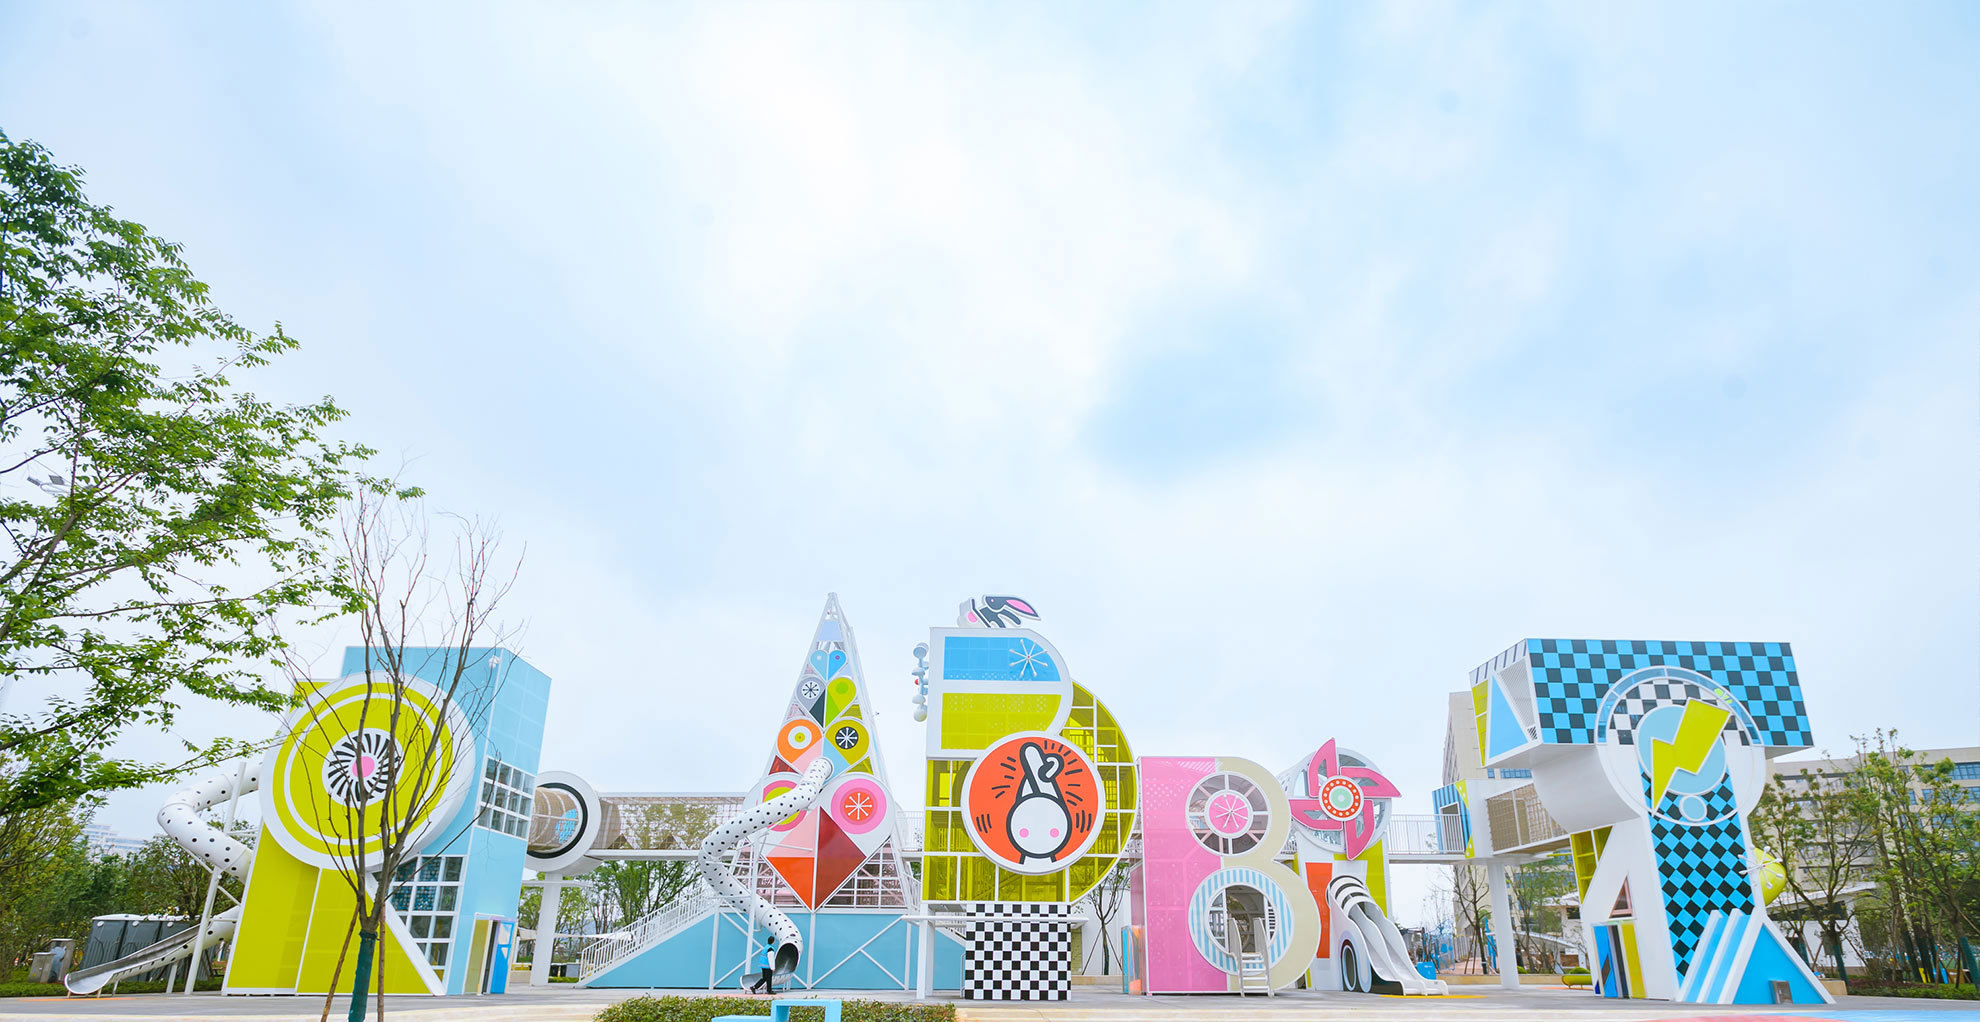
[596,995,957,1022]
[1848,983,1977,1000]
[0,977,223,998]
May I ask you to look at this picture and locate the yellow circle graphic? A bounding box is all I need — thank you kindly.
[261,673,473,871]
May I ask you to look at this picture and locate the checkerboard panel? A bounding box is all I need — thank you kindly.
[961,901,1074,1001]
[1521,639,1810,748]
[1602,679,1750,747]
[1649,779,1754,981]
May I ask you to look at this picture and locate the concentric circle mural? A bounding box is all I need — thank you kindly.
[261,673,473,871]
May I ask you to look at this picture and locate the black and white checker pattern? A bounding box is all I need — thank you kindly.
[961,901,1073,1001]
[1603,678,1751,747]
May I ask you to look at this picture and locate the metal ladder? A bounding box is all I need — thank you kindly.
[1237,951,1273,996]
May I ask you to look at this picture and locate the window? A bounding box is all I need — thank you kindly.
[1499,768,1533,779]
[1950,761,1980,781]
[478,756,535,838]
[390,854,465,977]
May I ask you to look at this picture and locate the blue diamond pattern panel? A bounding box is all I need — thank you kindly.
[1524,639,1810,748]
[1649,778,1753,981]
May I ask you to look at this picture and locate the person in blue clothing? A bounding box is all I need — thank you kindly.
[748,936,776,994]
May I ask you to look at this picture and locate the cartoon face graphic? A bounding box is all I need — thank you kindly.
[961,731,1103,874]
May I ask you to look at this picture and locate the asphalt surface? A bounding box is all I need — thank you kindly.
[3,983,1973,1021]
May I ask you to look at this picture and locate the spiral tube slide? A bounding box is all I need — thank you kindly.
[63,761,262,995]
[696,758,834,979]
[1327,874,1448,996]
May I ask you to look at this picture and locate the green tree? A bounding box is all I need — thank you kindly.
[1845,730,1980,985]
[1751,763,1874,983]
[0,804,128,977]
[1509,854,1573,971]
[0,130,371,815]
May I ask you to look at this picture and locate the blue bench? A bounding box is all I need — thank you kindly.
[712,996,843,1022]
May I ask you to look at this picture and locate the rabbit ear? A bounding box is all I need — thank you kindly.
[1020,743,1047,778]
[1037,753,1063,783]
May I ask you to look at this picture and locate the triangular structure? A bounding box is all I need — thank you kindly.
[1487,677,1529,758]
[745,595,913,910]
[1730,925,1827,1004]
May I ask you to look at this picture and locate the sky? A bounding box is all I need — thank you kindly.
[2,1,1977,928]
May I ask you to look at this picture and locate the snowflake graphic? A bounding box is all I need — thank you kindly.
[799,678,823,701]
[834,725,861,750]
[1010,639,1051,679]
[842,791,874,822]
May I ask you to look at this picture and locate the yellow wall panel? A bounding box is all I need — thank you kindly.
[227,826,320,991]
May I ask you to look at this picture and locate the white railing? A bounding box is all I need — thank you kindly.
[577,878,721,981]
[1383,813,1466,856]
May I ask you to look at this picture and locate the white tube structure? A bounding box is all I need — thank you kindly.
[695,758,833,979]
[184,755,251,993]
[63,760,262,995]
[157,758,261,880]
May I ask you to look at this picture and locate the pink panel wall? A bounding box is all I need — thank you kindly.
[1137,756,1228,993]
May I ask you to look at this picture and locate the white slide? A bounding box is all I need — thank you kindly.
[1327,875,1448,996]
[64,761,261,996]
[694,757,834,980]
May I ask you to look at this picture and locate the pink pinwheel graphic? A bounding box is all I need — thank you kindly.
[1286,739,1401,859]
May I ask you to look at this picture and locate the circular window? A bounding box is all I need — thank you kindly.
[1187,772,1271,855]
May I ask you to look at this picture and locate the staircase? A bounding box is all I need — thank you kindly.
[1237,951,1273,996]
[577,879,721,982]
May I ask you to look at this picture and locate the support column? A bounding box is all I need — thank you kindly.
[916,920,933,999]
[1486,861,1519,989]
[530,875,564,987]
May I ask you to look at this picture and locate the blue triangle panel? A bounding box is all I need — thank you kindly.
[1487,677,1528,757]
[1731,925,1825,1004]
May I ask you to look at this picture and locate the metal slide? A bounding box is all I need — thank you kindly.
[1326,875,1448,996]
[64,761,261,996]
[60,915,236,996]
[694,758,835,980]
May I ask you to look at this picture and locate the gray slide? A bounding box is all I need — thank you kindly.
[1327,875,1448,996]
[61,911,238,996]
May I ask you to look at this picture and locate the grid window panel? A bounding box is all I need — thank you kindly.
[394,853,466,981]
[477,754,535,836]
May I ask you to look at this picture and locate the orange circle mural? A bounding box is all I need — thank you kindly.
[961,731,1103,875]
[777,718,821,764]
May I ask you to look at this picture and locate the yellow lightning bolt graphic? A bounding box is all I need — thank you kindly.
[1649,701,1732,808]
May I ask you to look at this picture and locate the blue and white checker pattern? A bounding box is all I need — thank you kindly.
[1522,639,1810,748]
[1649,778,1753,980]
[961,901,1073,1001]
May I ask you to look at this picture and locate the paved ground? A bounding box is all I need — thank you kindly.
[3,984,1973,1021]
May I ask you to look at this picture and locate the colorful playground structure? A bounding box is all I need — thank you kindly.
[69,596,1832,1007]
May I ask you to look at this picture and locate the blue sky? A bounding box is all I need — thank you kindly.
[4,2,1976,924]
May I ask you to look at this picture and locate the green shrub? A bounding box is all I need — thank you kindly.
[596,995,957,1022]
[0,977,224,997]
[1848,983,1977,1000]
[0,982,65,998]
[1563,966,1589,975]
